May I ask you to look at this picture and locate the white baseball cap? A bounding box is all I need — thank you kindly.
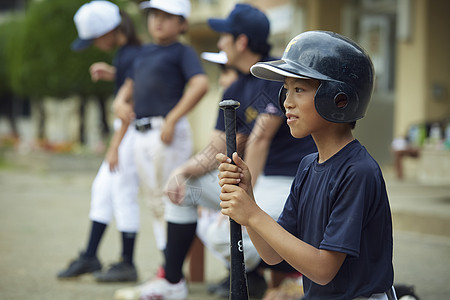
[201,51,228,65]
[71,0,122,51]
[139,0,191,19]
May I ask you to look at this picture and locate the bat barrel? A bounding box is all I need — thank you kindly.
[229,219,248,299]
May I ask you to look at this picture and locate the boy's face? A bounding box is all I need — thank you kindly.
[93,30,116,51]
[283,77,327,138]
[217,33,238,67]
[147,9,186,44]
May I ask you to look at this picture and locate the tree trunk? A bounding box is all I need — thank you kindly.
[0,93,19,138]
[36,100,46,141]
[79,97,86,145]
[97,96,110,141]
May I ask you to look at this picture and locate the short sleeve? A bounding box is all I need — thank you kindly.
[180,46,205,80]
[277,179,300,236]
[128,59,136,81]
[255,81,284,116]
[277,155,316,235]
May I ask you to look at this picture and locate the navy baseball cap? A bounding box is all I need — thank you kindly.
[208,4,270,51]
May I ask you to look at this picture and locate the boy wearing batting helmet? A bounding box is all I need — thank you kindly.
[217,31,396,299]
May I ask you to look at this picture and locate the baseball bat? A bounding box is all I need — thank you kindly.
[219,99,249,300]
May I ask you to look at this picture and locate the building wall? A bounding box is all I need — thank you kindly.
[394,0,428,137]
[394,0,450,137]
[306,0,345,31]
[425,0,450,122]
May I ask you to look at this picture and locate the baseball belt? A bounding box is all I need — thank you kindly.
[134,116,164,132]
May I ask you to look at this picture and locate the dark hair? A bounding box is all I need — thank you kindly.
[350,121,356,129]
[232,33,271,57]
[118,10,141,46]
[179,15,188,35]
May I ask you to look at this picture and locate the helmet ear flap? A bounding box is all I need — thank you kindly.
[278,81,362,122]
[278,86,287,114]
[314,81,360,123]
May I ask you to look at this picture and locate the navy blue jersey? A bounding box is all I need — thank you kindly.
[130,42,205,118]
[113,44,141,95]
[215,72,281,135]
[278,140,393,299]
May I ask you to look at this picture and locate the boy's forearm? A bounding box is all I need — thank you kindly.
[245,137,271,186]
[114,78,133,105]
[165,74,209,124]
[176,155,217,178]
[245,115,283,186]
[108,119,130,151]
[177,130,226,178]
[112,79,134,121]
[248,212,346,285]
[246,211,284,265]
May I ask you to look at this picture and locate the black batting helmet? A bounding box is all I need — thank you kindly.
[250,31,374,123]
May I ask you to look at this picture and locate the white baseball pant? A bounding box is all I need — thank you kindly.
[133,116,192,250]
[90,119,140,233]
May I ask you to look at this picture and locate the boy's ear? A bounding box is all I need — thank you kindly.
[235,34,248,52]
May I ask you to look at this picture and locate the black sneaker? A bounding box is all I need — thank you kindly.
[247,269,267,299]
[207,274,230,298]
[93,261,138,282]
[394,284,420,299]
[210,270,267,299]
[213,279,230,298]
[57,254,102,279]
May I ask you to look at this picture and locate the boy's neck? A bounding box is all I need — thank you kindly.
[154,36,179,46]
[312,126,354,164]
[235,50,263,74]
[117,32,127,47]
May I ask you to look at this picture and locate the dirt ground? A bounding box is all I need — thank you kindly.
[0,150,449,299]
[0,150,228,300]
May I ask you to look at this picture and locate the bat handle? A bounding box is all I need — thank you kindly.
[219,99,249,300]
[219,99,240,159]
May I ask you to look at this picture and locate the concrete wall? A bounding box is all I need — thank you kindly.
[425,0,450,121]
[394,0,428,137]
[394,0,450,137]
[306,0,345,31]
